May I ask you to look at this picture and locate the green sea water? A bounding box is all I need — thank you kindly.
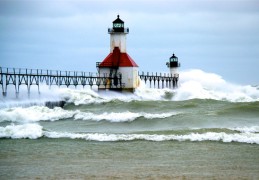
[1,70,259,179]
[1,139,258,179]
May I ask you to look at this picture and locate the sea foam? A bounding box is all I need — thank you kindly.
[0,106,76,123]
[74,111,177,122]
[231,126,259,133]
[0,105,177,123]
[0,123,43,139]
[1,69,258,108]
[57,69,259,104]
[1,124,258,144]
[42,131,259,144]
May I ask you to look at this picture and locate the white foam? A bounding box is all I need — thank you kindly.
[173,69,259,102]
[0,106,76,123]
[134,80,174,100]
[54,80,175,105]
[74,111,177,122]
[230,126,259,133]
[44,131,259,144]
[58,88,106,105]
[0,85,64,108]
[1,69,258,105]
[56,69,259,104]
[0,105,177,123]
[1,124,258,144]
[0,123,43,139]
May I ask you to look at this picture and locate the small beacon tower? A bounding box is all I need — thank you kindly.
[166,53,180,88]
[97,15,139,92]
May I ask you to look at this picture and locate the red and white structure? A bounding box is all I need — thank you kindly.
[97,15,139,92]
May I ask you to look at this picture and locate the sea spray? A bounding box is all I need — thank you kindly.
[173,69,259,102]
[1,69,258,108]
[57,69,259,104]
[0,85,64,108]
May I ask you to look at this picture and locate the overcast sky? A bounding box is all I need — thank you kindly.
[1,0,259,85]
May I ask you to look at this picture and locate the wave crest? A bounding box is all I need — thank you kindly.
[57,69,259,104]
[0,106,76,123]
[74,111,177,122]
[0,106,178,123]
[42,131,259,144]
[173,69,259,102]
[0,124,43,139]
[1,124,258,144]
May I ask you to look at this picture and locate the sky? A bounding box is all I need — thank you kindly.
[1,0,259,85]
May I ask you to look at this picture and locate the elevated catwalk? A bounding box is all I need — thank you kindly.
[0,67,178,96]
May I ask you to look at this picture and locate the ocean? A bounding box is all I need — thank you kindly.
[0,69,259,179]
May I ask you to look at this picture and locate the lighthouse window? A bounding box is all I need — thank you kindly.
[114,23,123,28]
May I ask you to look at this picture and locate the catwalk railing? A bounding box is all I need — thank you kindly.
[0,67,179,96]
[0,67,123,96]
[139,72,179,89]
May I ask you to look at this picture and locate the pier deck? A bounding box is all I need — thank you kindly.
[0,67,178,96]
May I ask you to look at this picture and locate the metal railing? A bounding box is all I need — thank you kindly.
[0,67,123,96]
[108,28,129,34]
[139,72,179,89]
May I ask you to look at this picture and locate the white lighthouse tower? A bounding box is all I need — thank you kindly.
[97,15,139,92]
[109,15,127,53]
[166,53,180,76]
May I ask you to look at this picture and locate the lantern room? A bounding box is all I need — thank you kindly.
[167,53,180,68]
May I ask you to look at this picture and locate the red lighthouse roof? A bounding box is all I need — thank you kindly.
[99,47,138,67]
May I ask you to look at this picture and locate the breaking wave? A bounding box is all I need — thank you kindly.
[0,69,258,108]
[0,124,43,139]
[74,111,177,122]
[0,106,76,122]
[45,131,259,144]
[1,124,258,144]
[56,69,259,104]
[0,69,258,146]
[0,106,178,123]
[173,69,259,102]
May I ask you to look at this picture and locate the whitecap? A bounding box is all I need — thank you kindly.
[44,131,259,144]
[230,126,259,133]
[0,123,43,139]
[74,111,178,122]
[0,106,76,123]
[1,124,258,144]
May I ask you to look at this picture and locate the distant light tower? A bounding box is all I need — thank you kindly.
[166,53,180,88]
[166,53,180,76]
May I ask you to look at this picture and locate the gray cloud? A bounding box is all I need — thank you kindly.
[0,0,259,84]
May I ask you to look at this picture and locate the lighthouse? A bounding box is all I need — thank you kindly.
[97,15,139,92]
[166,53,180,88]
